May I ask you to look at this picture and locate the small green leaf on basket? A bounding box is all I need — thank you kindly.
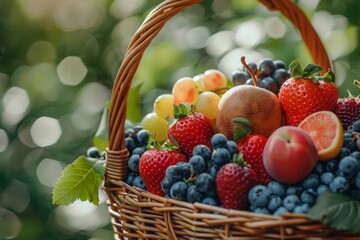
[307,191,360,232]
[52,156,105,206]
[93,102,110,152]
[126,82,143,123]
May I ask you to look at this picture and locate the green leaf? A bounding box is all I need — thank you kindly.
[93,102,110,153]
[234,126,250,143]
[289,59,304,78]
[126,83,142,123]
[307,191,360,232]
[52,156,105,206]
[323,70,336,83]
[303,63,322,77]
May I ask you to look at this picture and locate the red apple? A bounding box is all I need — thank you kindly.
[263,126,318,184]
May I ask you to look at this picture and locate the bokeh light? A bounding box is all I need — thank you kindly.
[0,129,9,152]
[2,87,30,128]
[30,117,62,147]
[0,208,22,239]
[57,56,88,86]
[2,180,31,213]
[36,158,63,188]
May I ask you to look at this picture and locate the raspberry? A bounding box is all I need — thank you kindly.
[335,97,360,130]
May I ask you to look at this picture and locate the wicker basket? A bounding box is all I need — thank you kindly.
[103,0,359,239]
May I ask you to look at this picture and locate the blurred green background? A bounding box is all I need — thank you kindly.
[1,0,359,239]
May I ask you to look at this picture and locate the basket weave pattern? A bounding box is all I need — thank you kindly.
[104,0,359,239]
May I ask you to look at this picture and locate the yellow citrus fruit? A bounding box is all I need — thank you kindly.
[298,111,344,161]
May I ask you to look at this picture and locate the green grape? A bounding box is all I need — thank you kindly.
[172,77,199,106]
[141,112,168,142]
[154,94,174,119]
[193,73,205,92]
[195,91,220,120]
[202,69,227,91]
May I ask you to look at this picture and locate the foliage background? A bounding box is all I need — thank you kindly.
[0,0,359,239]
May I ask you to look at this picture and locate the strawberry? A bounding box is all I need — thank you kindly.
[335,82,360,130]
[167,104,214,157]
[216,162,258,210]
[279,60,338,126]
[139,149,187,196]
[237,134,272,185]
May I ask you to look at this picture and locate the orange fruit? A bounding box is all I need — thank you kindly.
[298,111,344,161]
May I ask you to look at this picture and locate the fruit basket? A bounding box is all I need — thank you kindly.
[102,0,360,239]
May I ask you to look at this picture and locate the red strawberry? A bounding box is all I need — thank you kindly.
[335,86,360,130]
[167,105,214,157]
[237,134,272,185]
[279,60,338,126]
[139,149,187,196]
[216,162,258,210]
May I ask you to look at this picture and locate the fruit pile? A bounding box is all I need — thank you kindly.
[121,57,360,217]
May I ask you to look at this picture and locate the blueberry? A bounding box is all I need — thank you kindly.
[87,146,101,158]
[209,165,220,179]
[132,125,143,133]
[176,162,192,179]
[170,181,188,201]
[242,62,258,76]
[267,181,286,198]
[325,159,339,173]
[339,156,359,177]
[355,171,360,189]
[350,151,360,161]
[254,208,270,214]
[187,185,204,203]
[161,178,172,194]
[283,195,301,211]
[132,147,146,156]
[189,155,206,174]
[211,148,231,166]
[262,76,279,94]
[195,173,214,193]
[125,137,137,154]
[137,129,150,146]
[258,58,275,78]
[338,147,351,159]
[128,154,140,173]
[329,176,350,193]
[248,185,271,208]
[286,185,303,197]
[313,162,325,176]
[301,174,319,189]
[317,184,329,195]
[232,70,250,86]
[320,172,335,186]
[133,176,146,190]
[211,133,228,149]
[300,189,317,205]
[273,59,287,70]
[350,189,360,200]
[293,203,310,214]
[272,68,290,87]
[125,173,136,186]
[166,165,184,184]
[226,140,238,157]
[267,196,283,213]
[193,145,212,163]
[202,197,218,206]
[353,120,360,132]
[273,207,288,216]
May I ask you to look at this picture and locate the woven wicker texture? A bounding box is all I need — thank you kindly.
[104,0,359,239]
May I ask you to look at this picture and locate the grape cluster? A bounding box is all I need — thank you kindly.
[248,119,360,216]
[124,125,151,190]
[161,133,238,206]
[232,58,290,95]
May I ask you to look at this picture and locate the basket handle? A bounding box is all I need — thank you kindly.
[105,0,332,181]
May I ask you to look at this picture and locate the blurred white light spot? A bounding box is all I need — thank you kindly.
[235,20,266,48]
[36,158,63,187]
[312,11,335,38]
[30,117,62,147]
[55,199,110,231]
[16,0,53,19]
[186,26,211,49]
[299,0,320,11]
[78,82,110,114]
[57,56,88,86]
[2,180,31,213]
[0,129,9,152]
[0,208,22,239]
[264,17,287,39]
[54,0,105,31]
[206,31,234,58]
[110,0,145,19]
[2,87,30,127]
